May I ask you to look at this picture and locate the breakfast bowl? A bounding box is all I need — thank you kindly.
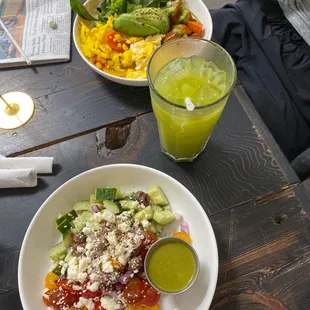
[73,0,213,87]
[18,164,218,310]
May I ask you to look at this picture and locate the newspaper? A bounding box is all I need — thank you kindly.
[0,0,71,67]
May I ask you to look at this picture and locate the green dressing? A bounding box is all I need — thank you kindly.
[147,241,196,292]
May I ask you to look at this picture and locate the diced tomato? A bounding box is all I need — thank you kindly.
[42,289,78,310]
[174,24,192,35]
[172,231,192,244]
[140,232,158,259]
[44,272,58,290]
[190,32,201,38]
[140,280,160,307]
[169,0,183,24]
[82,288,102,299]
[94,301,106,310]
[185,21,203,37]
[123,277,144,306]
[104,31,127,52]
[188,11,195,21]
[80,280,102,299]
[163,31,182,43]
[55,279,76,293]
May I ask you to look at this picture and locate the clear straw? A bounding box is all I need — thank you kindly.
[185,97,195,111]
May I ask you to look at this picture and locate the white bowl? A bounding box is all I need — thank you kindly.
[73,0,213,87]
[18,164,219,310]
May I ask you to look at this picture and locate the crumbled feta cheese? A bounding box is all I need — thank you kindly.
[102,210,116,223]
[77,246,84,253]
[79,258,90,272]
[89,273,99,281]
[100,297,120,310]
[118,255,127,266]
[82,226,91,235]
[73,285,82,290]
[101,261,113,273]
[67,265,79,281]
[86,237,92,243]
[92,212,105,223]
[85,242,93,250]
[77,297,94,310]
[142,219,151,229]
[88,281,100,292]
[68,256,78,266]
[106,231,118,244]
[59,260,65,266]
[77,272,88,283]
[118,222,130,233]
[61,264,68,276]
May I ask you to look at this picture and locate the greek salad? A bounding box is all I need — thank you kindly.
[43,186,191,310]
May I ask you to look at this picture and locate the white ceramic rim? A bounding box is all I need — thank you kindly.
[18,164,219,309]
[72,0,213,86]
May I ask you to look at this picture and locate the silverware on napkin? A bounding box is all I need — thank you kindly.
[0,155,54,188]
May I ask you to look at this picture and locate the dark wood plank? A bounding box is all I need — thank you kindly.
[234,85,298,183]
[210,188,310,309]
[0,290,22,310]
[0,45,151,156]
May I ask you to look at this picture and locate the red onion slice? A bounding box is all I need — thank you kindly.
[175,213,183,222]
[180,221,189,234]
[118,271,134,285]
[91,204,101,213]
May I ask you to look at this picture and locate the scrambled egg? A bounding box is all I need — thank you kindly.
[80,16,164,79]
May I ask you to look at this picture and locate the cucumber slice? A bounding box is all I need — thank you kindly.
[49,243,67,261]
[120,200,139,211]
[90,193,102,203]
[53,264,62,276]
[55,210,77,226]
[163,205,172,211]
[151,205,163,212]
[135,206,153,222]
[73,201,90,213]
[56,219,74,235]
[144,221,156,233]
[151,219,164,233]
[65,253,75,264]
[62,231,73,247]
[127,192,136,200]
[148,186,169,206]
[103,200,120,214]
[95,188,117,201]
[116,190,127,200]
[153,210,176,225]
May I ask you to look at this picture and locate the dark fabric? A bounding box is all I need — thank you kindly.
[210,0,310,161]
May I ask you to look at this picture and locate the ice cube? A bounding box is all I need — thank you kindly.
[165,58,188,77]
[209,70,227,94]
[195,85,221,106]
[190,55,206,76]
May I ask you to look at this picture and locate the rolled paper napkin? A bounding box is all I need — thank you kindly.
[0,169,37,188]
[0,155,53,174]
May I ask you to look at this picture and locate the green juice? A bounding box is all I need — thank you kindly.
[151,56,228,161]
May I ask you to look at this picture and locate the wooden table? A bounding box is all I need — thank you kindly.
[1,46,310,310]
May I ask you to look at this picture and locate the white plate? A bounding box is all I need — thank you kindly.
[18,164,218,310]
[73,0,213,87]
